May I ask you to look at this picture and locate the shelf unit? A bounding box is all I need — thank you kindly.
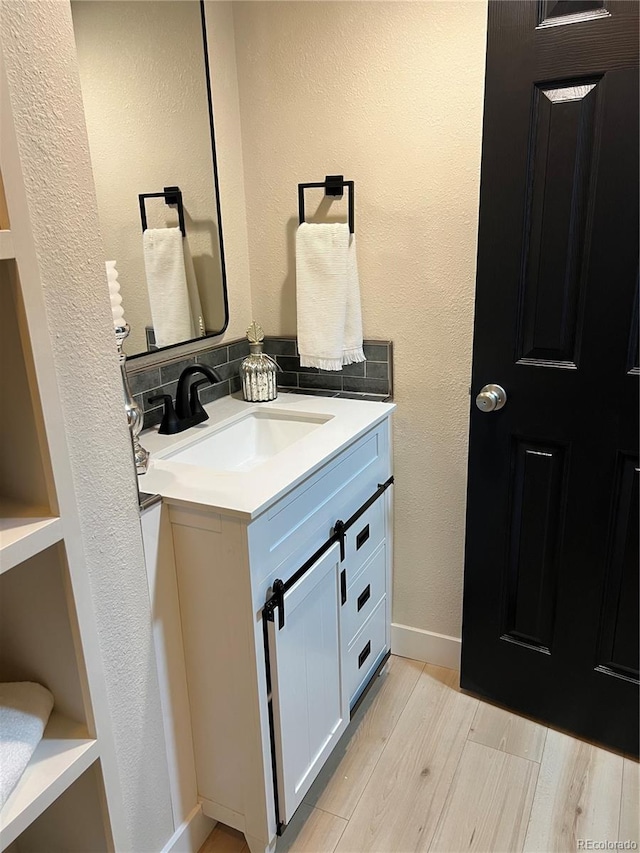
[0,714,99,849]
[0,503,62,575]
[0,76,122,850]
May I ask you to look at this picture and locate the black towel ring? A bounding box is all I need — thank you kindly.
[297,175,355,234]
[139,185,186,237]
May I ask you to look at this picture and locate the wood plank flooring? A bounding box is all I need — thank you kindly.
[199,655,639,853]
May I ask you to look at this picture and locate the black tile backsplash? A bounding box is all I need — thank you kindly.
[264,338,393,399]
[127,337,393,430]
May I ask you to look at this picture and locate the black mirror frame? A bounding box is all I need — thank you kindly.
[128,0,230,361]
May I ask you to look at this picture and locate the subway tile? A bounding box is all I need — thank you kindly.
[160,357,196,385]
[228,339,250,361]
[342,376,366,393]
[366,361,389,380]
[299,372,343,391]
[146,380,178,411]
[364,377,390,395]
[129,367,161,396]
[198,380,230,405]
[142,406,163,430]
[217,358,243,381]
[277,355,301,372]
[363,343,389,362]
[264,337,297,356]
[230,375,242,394]
[197,346,229,369]
[277,372,299,388]
[340,361,365,378]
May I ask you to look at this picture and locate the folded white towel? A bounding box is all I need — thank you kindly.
[296,223,365,371]
[0,682,54,808]
[143,227,194,348]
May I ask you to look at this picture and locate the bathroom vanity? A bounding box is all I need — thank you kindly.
[139,393,394,853]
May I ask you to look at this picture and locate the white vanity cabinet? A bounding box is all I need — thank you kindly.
[142,399,393,853]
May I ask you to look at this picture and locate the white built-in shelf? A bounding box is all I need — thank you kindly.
[0,231,14,261]
[0,712,99,850]
[0,502,63,575]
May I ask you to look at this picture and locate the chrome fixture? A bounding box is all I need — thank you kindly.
[149,363,221,434]
[475,383,507,413]
[115,323,149,474]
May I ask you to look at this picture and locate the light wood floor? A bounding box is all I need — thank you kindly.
[199,655,639,853]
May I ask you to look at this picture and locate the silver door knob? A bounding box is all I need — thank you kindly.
[475,384,507,412]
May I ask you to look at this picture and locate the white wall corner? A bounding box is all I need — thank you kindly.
[391,623,461,671]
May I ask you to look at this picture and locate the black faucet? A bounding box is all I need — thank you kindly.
[148,364,222,434]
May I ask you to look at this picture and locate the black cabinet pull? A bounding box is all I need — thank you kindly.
[340,569,347,605]
[357,584,371,612]
[358,640,371,669]
[356,524,370,551]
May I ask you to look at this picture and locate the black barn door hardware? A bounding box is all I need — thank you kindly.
[139,185,186,236]
[262,474,394,835]
[263,476,393,630]
[298,175,355,234]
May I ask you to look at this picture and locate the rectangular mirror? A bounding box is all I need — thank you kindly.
[71,0,229,358]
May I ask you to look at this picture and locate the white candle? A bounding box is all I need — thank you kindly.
[106,260,126,329]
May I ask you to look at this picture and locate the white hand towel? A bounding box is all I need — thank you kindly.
[183,236,205,337]
[0,682,54,808]
[143,227,194,348]
[296,223,366,371]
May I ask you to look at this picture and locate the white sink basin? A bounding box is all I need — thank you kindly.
[165,409,333,472]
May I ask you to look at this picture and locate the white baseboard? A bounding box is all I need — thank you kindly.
[391,623,461,671]
[162,805,216,853]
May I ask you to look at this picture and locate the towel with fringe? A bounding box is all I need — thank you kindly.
[296,223,365,371]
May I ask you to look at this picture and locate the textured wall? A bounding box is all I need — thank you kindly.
[1,2,174,849]
[72,0,226,355]
[204,0,254,343]
[233,1,488,639]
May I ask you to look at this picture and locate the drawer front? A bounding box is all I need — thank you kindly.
[343,541,386,646]
[346,595,387,705]
[343,495,385,582]
[249,419,390,597]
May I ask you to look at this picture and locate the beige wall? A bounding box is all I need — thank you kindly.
[204,0,254,343]
[72,0,226,355]
[1,1,174,848]
[233,1,487,639]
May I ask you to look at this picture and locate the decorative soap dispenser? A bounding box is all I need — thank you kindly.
[240,321,279,402]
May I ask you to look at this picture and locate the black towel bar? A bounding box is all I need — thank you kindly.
[298,175,355,234]
[139,185,186,237]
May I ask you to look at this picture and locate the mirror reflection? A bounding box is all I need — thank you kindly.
[71,0,228,357]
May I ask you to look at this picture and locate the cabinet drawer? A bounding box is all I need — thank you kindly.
[249,421,390,594]
[343,541,386,645]
[343,492,385,577]
[346,595,387,705]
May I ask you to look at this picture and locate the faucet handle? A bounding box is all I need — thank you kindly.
[148,394,180,435]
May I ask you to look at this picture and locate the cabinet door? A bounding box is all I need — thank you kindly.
[269,542,348,824]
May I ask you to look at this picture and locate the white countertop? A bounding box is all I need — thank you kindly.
[138,392,395,520]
